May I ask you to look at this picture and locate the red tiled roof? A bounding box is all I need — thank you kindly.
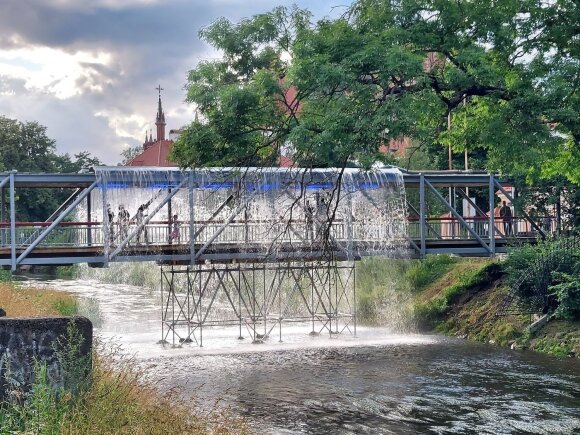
[127,140,176,167]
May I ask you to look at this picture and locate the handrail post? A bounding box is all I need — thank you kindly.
[101,181,109,267]
[489,174,495,256]
[9,171,16,271]
[188,172,196,264]
[419,173,426,258]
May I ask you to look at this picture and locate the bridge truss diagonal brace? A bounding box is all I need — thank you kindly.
[15,180,99,269]
[457,186,505,239]
[109,180,187,260]
[424,178,492,254]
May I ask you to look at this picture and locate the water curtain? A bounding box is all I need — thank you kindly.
[92,166,408,262]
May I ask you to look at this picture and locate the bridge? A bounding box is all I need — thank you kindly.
[0,167,547,270]
[0,167,550,345]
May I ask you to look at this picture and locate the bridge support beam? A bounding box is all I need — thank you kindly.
[419,173,426,258]
[159,261,356,347]
[9,172,16,271]
[425,179,492,255]
[489,175,496,256]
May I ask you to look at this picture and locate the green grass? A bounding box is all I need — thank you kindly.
[355,258,414,326]
[52,299,79,316]
[405,255,458,291]
[1,338,246,434]
[413,261,501,330]
[0,269,12,282]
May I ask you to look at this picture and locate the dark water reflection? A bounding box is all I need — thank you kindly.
[149,337,580,434]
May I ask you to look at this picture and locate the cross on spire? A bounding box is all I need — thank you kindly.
[156,84,164,98]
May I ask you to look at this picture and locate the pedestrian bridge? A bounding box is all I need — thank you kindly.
[0,167,549,270]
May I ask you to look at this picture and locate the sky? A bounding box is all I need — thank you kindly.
[0,0,341,165]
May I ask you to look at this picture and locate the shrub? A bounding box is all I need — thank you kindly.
[505,236,580,315]
[550,271,580,320]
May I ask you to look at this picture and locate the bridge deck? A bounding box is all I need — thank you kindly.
[0,237,528,267]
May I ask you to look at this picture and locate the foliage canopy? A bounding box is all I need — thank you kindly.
[172,0,579,186]
[0,115,102,221]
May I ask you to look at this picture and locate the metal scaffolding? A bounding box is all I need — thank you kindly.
[159,261,356,346]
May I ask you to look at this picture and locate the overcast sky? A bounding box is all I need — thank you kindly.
[0,0,341,165]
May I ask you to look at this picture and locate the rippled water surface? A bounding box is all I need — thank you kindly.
[24,277,580,434]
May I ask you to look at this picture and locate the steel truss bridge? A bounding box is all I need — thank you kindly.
[0,168,550,345]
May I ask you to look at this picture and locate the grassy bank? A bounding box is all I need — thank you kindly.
[0,278,246,434]
[0,281,78,317]
[408,257,580,358]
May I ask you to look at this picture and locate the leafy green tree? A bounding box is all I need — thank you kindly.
[0,116,102,221]
[173,0,579,186]
[120,145,143,165]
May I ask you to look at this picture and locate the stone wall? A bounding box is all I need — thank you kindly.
[0,316,92,399]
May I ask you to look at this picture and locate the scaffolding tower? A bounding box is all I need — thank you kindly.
[160,261,356,346]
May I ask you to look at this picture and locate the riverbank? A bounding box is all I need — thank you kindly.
[409,258,580,358]
[0,278,247,434]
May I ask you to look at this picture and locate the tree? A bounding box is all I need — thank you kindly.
[120,145,143,165]
[172,1,579,186]
[0,115,102,221]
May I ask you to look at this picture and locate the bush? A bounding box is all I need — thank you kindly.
[505,236,580,316]
[550,271,580,320]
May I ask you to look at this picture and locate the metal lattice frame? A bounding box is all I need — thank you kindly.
[159,261,356,346]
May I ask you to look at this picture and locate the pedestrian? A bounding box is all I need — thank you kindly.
[134,204,149,245]
[117,205,130,242]
[499,201,513,235]
[107,204,115,245]
[169,214,180,243]
[305,199,315,242]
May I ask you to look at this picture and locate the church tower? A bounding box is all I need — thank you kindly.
[155,84,166,141]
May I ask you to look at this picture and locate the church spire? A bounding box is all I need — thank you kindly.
[155,84,166,141]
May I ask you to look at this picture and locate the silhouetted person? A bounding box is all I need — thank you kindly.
[305,200,315,241]
[499,201,513,235]
[134,203,150,245]
[117,205,130,242]
[169,214,180,243]
[107,204,115,245]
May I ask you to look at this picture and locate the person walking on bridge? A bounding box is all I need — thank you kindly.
[499,201,513,236]
[169,214,180,244]
[117,205,130,243]
[107,204,115,246]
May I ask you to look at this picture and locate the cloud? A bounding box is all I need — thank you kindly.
[0,44,115,99]
[0,0,341,165]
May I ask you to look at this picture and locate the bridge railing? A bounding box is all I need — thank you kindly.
[0,216,555,251]
[0,219,405,250]
[406,216,555,240]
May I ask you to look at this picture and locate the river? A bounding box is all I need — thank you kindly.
[22,276,580,434]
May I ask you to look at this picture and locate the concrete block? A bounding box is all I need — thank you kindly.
[0,316,92,400]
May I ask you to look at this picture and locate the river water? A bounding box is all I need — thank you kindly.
[22,276,580,434]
